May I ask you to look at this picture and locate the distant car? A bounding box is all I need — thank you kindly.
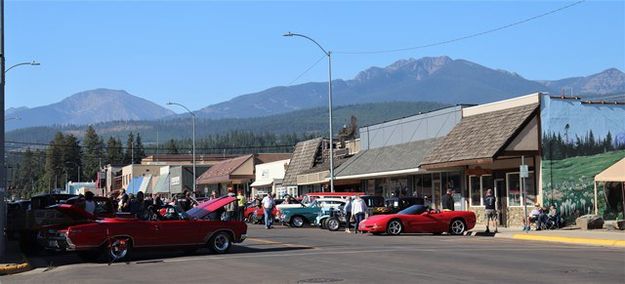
[40,196,247,261]
[379,197,425,214]
[358,205,476,236]
[279,198,346,228]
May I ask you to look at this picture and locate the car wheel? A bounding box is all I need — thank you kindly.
[386,220,403,236]
[320,218,328,229]
[108,237,132,261]
[449,219,466,235]
[209,231,232,254]
[327,218,340,231]
[290,216,305,228]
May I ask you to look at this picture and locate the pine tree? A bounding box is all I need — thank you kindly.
[134,133,146,162]
[44,132,66,190]
[124,132,135,165]
[165,139,179,154]
[82,126,103,181]
[63,134,83,183]
[106,137,124,165]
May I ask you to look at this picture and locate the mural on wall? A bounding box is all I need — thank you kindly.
[541,95,625,223]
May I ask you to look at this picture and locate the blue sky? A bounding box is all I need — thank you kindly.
[6,0,624,111]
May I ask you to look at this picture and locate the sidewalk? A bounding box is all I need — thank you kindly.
[470,225,625,248]
[0,240,31,275]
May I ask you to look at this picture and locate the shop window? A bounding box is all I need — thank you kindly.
[414,174,433,198]
[507,172,536,207]
[470,176,481,206]
[390,177,409,197]
[469,175,493,207]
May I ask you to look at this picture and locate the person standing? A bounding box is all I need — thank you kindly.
[262,193,275,229]
[344,197,353,233]
[84,191,96,215]
[224,188,238,221]
[484,189,497,233]
[118,188,129,212]
[351,195,367,233]
[442,189,455,211]
[237,190,246,221]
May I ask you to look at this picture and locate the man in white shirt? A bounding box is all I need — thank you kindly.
[262,194,275,229]
[351,195,368,233]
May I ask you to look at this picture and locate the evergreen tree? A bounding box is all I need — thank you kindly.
[165,139,179,154]
[63,134,83,183]
[44,132,66,190]
[134,133,146,162]
[124,132,135,165]
[82,126,103,181]
[106,136,124,165]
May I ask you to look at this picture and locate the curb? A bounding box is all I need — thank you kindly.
[0,262,31,275]
[509,234,625,248]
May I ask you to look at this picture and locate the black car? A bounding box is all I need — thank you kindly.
[382,197,425,214]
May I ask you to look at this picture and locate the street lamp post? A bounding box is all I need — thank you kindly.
[167,102,196,194]
[5,60,40,74]
[284,32,335,192]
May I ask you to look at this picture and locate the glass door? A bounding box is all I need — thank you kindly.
[495,178,507,227]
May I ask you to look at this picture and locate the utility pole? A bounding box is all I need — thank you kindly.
[0,0,7,257]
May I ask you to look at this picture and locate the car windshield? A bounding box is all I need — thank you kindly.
[398,205,428,215]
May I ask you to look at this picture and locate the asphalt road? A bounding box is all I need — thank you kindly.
[2,224,624,284]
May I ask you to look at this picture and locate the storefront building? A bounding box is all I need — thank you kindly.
[335,105,468,210]
[250,159,290,197]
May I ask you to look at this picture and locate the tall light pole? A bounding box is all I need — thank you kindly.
[167,102,196,194]
[284,32,335,192]
[5,60,39,74]
[1,0,7,257]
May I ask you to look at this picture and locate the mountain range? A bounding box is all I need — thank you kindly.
[6,56,625,131]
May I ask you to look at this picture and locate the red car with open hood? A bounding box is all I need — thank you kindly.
[358,205,476,236]
[41,196,247,261]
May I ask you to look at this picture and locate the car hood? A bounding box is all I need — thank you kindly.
[187,196,237,218]
[363,214,394,223]
[51,204,95,221]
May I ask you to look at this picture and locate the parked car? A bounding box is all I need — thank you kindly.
[360,196,386,215]
[6,200,31,239]
[39,196,247,261]
[279,198,346,228]
[358,205,476,236]
[379,197,425,214]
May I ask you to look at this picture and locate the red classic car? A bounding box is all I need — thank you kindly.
[42,196,247,261]
[244,205,278,224]
[358,205,476,236]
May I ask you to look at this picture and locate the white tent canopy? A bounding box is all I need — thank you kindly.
[594,157,625,215]
[595,158,625,182]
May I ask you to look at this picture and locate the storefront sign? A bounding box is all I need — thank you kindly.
[520,165,529,178]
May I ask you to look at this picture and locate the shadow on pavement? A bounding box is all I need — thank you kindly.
[28,245,313,270]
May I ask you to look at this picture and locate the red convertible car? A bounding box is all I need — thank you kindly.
[358,205,476,236]
[41,196,247,261]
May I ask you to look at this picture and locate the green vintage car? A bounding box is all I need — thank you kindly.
[278,198,346,228]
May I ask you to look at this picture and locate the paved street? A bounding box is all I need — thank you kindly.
[2,225,624,284]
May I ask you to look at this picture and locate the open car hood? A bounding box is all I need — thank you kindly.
[50,204,96,221]
[186,196,238,219]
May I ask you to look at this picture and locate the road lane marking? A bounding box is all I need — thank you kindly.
[246,237,313,248]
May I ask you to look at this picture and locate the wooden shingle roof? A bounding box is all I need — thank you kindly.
[420,103,538,168]
[335,138,442,178]
[282,138,323,186]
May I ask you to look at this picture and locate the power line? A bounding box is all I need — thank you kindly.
[287,54,327,85]
[4,140,295,152]
[335,0,586,55]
